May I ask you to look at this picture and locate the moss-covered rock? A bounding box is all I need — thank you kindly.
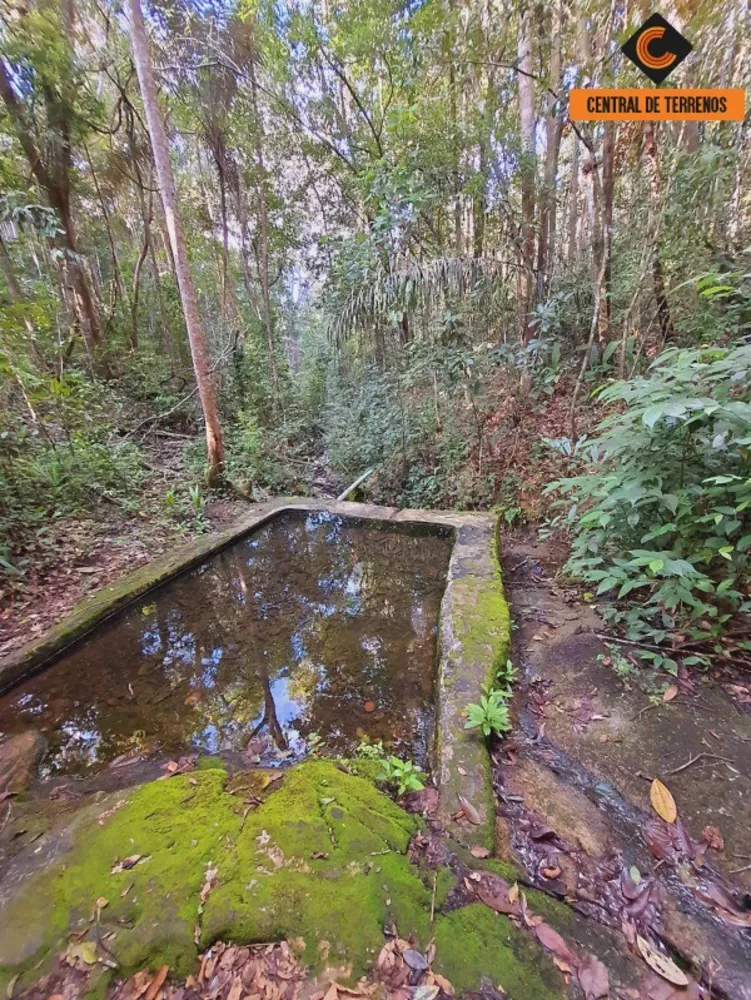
[0,761,565,998]
[434,905,562,998]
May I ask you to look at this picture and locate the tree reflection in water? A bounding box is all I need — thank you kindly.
[0,512,451,777]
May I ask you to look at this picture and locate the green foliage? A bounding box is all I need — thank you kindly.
[551,342,751,652]
[464,690,511,739]
[464,657,516,739]
[354,737,425,796]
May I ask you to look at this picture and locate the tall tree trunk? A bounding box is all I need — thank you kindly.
[596,123,615,341]
[536,0,563,292]
[125,0,224,483]
[644,122,675,343]
[516,3,536,343]
[568,137,579,267]
[247,15,281,409]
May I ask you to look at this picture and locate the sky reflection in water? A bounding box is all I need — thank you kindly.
[0,512,452,777]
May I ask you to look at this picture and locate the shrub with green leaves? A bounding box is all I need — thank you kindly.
[550,343,751,652]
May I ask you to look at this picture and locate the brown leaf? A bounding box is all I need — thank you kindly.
[662,685,678,703]
[110,854,144,874]
[227,976,243,1000]
[625,881,655,920]
[553,956,575,976]
[144,965,169,1000]
[529,824,557,841]
[650,779,677,824]
[702,825,724,851]
[534,923,580,969]
[474,873,521,916]
[578,953,609,999]
[470,845,490,858]
[636,936,688,986]
[431,973,454,996]
[644,819,675,861]
[457,795,482,826]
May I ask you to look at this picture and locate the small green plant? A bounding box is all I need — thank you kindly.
[378,755,425,796]
[464,690,512,739]
[494,658,517,697]
[355,735,386,760]
[354,736,424,795]
[306,732,325,757]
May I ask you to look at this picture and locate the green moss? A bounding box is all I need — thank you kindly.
[433,905,564,999]
[201,762,428,979]
[0,760,566,997]
[196,756,228,772]
[433,867,457,911]
[0,763,426,985]
[457,535,511,684]
[0,770,242,981]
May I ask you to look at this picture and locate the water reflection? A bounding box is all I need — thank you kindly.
[0,512,452,777]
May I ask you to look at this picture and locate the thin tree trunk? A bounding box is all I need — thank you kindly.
[516,3,535,343]
[83,139,126,308]
[536,0,563,292]
[247,15,281,410]
[596,122,615,341]
[644,121,675,343]
[568,138,579,267]
[130,188,152,351]
[126,0,224,483]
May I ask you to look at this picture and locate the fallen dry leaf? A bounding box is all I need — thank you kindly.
[662,685,678,703]
[143,965,169,1000]
[636,936,688,986]
[402,949,428,972]
[111,854,145,875]
[457,795,482,825]
[534,923,580,970]
[470,845,490,858]
[578,953,609,999]
[473,873,522,916]
[650,779,677,824]
[200,866,218,906]
[227,976,243,1000]
[431,973,454,996]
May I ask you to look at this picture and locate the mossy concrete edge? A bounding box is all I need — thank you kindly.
[435,514,510,848]
[0,498,472,694]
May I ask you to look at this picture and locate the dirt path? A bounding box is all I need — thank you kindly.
[495,530,751,999]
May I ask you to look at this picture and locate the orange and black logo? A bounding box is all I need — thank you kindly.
[621,13,693,84]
